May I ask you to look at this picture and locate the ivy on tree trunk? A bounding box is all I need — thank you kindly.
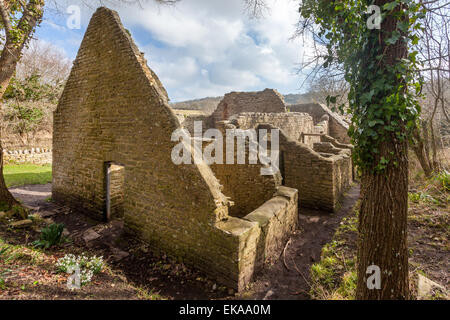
[299,0,426,299]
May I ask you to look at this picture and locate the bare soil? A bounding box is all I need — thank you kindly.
[1,184,361,300]
[238,185,361,299]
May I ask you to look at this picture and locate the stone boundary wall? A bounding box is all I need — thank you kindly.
[3,148,52,165]
[289,103,350,144]
[1,131,52,150]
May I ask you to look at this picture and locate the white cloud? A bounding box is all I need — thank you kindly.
[115,0,311,101]
[42,0,313,101]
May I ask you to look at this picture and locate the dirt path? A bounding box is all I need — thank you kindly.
[240,185,361,300]
[9,184,52,210]
[8,183,360,300]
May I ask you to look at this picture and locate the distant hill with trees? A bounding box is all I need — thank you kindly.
[170,92,315,113]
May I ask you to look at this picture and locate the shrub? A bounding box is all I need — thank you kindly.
[33,223,65,249]
[435,170,449,192]
[408,191,439,204]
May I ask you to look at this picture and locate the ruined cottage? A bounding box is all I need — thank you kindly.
[53,7,300,291]
[179,89,354,212]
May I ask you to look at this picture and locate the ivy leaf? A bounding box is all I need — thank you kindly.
[386,31,400,45]
[326,95,337,106]
[383,1,398,11]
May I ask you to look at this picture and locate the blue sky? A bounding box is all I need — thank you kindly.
[35,0,313,102]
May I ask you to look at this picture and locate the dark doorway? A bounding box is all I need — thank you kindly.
[279,151,286,186]
[105,162,125,222]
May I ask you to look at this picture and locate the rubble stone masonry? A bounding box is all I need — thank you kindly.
[3,148,52,165]
[211,89,287,127]
[290,103,351,144]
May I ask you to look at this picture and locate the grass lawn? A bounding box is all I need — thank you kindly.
[4,164,52,188]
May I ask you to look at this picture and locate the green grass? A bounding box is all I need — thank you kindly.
[310,203,359,300]
[4,164,52,188]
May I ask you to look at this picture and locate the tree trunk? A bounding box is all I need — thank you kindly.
[356,138,410,299]
[356,0,410,299]
[0,141,18,206]
[0,44,24,207]
[411,125,433,177]
[0,0,44,208]
[0,43,28,207]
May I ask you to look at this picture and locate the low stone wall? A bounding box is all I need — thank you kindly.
[178,113,214,134]
[3,148,52,165]
[229,112,326,148]
[216,186,298,290]
[243,186,298,269]
[289,103,350,144]
[320,135,356,180]
[257,124,352,212]
[1,131,53,151]
[210,122,282,218]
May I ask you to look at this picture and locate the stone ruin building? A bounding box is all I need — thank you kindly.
[52,7,354,291]
[180,89,354,213]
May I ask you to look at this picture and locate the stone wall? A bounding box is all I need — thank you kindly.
[257,124,352,212]
[3,148,52,164]
[243,186,298,270]
[211,89,287,127]
[179,113,214,134]
[229,112,321,147]
[210,122,282,218]
[214,185,298,290]
[53,6,231,286]
[1,131,53,150]
[52,7,298,292]
[289,103,350,144]
[319,135,355,180]
[211,109,352,212]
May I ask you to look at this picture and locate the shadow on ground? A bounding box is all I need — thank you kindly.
[8,183,360,300]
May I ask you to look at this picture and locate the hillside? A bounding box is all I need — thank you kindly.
[170,93,315,113]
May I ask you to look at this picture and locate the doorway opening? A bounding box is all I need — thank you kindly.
[279,151,286,186]
[105,162,125,222]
